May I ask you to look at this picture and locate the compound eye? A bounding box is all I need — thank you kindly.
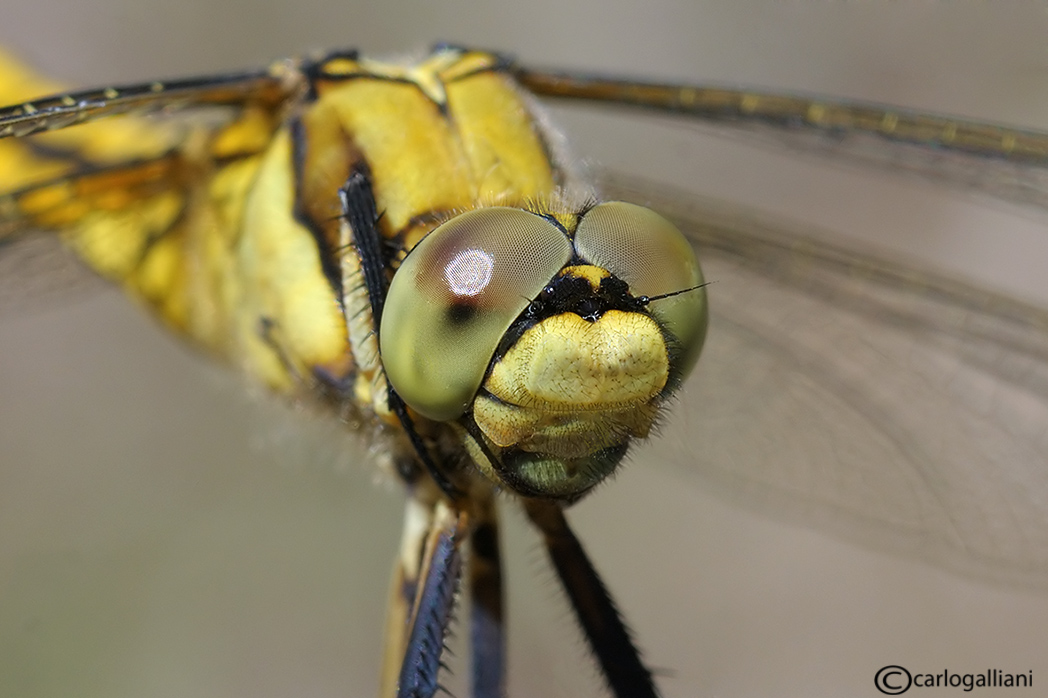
[380,207,573,422]
[574,201,708,376]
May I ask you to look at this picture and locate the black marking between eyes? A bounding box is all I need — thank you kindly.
[490,270,649,365]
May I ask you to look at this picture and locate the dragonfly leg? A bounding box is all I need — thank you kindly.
[381,495,432,696]
[468,495,505,698]
[339,169,462,501]
[380,495,467,698]
[524,499,660,698]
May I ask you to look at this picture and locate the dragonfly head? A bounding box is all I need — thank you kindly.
[380,202,708,500]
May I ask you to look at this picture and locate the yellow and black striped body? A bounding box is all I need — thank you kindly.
[0,47,565,415]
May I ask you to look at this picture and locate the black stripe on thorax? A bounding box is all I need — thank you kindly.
[289,115,346,304]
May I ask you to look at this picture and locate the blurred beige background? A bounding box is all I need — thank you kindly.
[2,2,1048,697]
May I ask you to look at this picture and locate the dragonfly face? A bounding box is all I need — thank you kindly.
[381,201,707,499]
[2,6,1048,695]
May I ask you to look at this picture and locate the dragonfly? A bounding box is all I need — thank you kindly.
[1,43,1047,698]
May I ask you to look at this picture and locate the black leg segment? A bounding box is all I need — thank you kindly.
[524,499,660,698]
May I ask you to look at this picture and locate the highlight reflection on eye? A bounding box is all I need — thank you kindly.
[381,207,573,421]
[444,248,494,297]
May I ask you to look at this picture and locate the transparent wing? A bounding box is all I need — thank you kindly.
[0,234,108,316]
[0,49,299,335]
[609,177,1048,590]
[520,68,1048,209]
[0,49,291,139]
